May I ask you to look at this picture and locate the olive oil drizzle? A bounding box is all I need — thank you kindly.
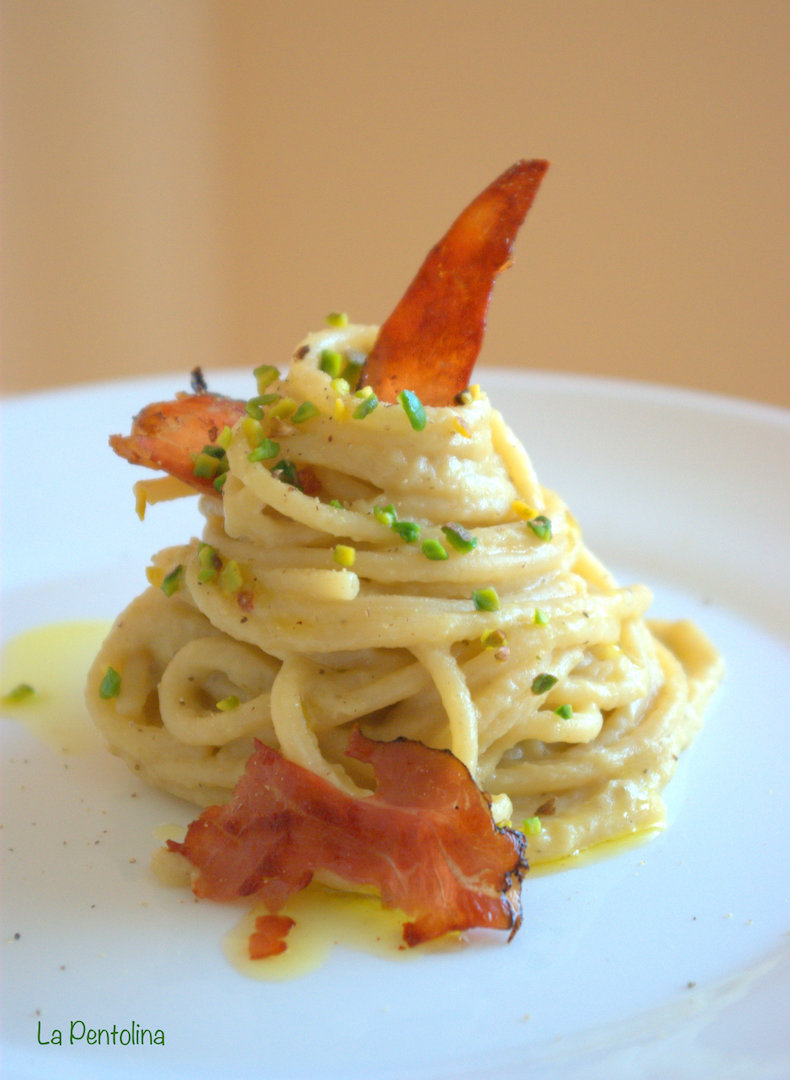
[3,619,662,980]
[1,620,111,754]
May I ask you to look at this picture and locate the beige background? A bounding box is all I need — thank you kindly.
[2,0,789,407]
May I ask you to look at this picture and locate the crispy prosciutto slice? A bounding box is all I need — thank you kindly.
[109,392,247,494]
[359,159,549,405]
[168,729,528,947]
[248,914,296,960]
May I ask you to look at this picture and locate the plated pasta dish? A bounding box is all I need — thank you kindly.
[86,161,722,954]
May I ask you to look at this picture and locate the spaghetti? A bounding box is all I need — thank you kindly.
[86,322,722,864]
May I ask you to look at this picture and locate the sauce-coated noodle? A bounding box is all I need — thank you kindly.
[86,325,722,864]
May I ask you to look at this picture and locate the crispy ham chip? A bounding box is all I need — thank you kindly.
[360,159,549,405]
[248,914,296,960]
[168,729,528,947]
[110,392,247,494]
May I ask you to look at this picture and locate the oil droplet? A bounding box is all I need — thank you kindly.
[529,825,663,877]
[1,620,111,754]
[152,822,187,844]
[223,882,466,981]
[149,824,193,887]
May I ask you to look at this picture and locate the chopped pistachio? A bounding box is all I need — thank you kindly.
[554,704,574,720]
[99,666,122,699]
[253,364,279,394]
[333,544,356,568]
[193,451,223,479]
[219,559,243,594]
[421,538,448,561]
[248,438,279,462]
[527,514,553,541]
[353,392,378,419]
[533,607,549,626]
[241,416,264,448]
[398,389,427,431]
[292,401,319,423]
[521,816,541,836]
[213,472,228,492]
[270,397,298,420]
[374,504,397,526]
[245,399,264,420]
[1,683,35,706]
[161,564,184,597]
[320,348,345,378]
[197,543,220,583]
[391,520,420,543]
[325,311,348,327]
[343,360,363,389]
[216,695,240,712]
[441,523,478,554]
[272,460,301,488]
[246,394,280,415]
[531,673,558,694]
[196,442,228,479]
[480,629,508,651]
[217,425,233,450]
[472,587,500,612]
[329,498,344,509]
[201,443,226,460]
[331,377,351,397]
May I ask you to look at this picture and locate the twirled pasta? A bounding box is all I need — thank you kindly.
[86,324,722,863]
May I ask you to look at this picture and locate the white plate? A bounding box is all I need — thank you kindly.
[2,372,789,1080]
